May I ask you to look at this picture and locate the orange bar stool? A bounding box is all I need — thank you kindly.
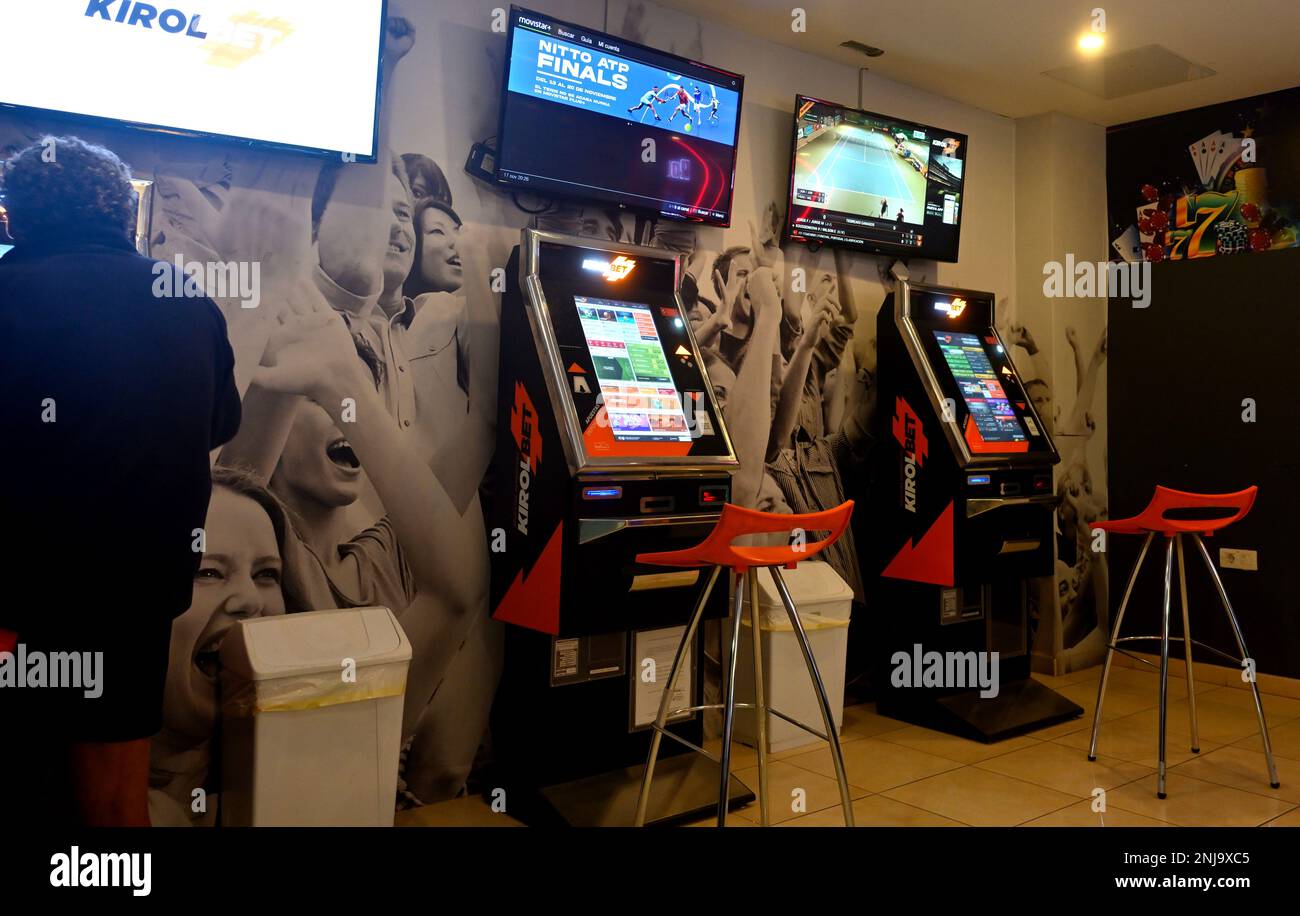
[632,501,857,827]
[1088,485,1278,798]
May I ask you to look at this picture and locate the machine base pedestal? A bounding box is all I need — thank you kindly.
[537,753,755,827]
[878,677,1083,743]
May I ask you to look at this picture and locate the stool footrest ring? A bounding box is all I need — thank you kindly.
[653,704,832,750]
[647,725,717,763]
[1112,636,1242,666]
[767,707,831,743]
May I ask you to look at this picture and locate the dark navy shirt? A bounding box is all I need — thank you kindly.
[0,228,239,823]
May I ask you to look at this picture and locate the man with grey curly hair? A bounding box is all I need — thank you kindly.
[1,136,139,246]
[0,136,242,826]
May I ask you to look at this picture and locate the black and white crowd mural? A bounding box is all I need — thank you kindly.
[0,0,1108,821]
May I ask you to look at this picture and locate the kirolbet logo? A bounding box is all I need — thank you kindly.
[892,396,928,513]
[510,382,542,536]
[85,1,209,39]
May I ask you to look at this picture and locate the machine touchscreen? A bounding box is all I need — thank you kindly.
[932,330,1027,445]
[575,296,693,443]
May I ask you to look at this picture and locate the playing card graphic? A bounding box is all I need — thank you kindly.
[1111,225,1143,262]
[1207,132,1236,188]
[1189,131,1231,187]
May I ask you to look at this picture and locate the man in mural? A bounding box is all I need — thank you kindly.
[764,248,869,602]
[0,137,241,826]
[537,202,633,244]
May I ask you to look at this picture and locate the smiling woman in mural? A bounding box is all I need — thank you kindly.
[150,468,310,827]
[405,199,464,298]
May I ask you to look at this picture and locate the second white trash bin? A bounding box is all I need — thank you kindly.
[218,606,411,826]
[732,560,853,754]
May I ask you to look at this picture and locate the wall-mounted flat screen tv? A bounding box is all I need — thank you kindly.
[783,95,968,262]
[0,0,387,161]
[496,6,744,226]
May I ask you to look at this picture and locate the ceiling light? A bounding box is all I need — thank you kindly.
[1078,33,1104,52]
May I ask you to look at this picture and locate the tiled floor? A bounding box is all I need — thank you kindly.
[398,665,1300,827]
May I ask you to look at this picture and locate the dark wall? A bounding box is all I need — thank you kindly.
[1108,246,1300,678]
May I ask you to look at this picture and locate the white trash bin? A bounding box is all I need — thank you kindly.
[732,561,853,754]
[218,606,411,826]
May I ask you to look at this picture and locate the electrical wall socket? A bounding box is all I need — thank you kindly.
[1219,548,1258,571]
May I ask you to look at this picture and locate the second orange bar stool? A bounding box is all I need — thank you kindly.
[1088,485,1278,799]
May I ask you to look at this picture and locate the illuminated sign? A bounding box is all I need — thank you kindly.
[582,255,637,281]
[932,296,967,318]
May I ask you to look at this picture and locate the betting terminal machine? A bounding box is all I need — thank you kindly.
[866,276,1083,741]
[487,229,752,825]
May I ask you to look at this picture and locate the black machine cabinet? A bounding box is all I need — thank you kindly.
[865,277,1082,741]
[487,229,751,824]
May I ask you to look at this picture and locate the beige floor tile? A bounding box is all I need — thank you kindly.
[1256,672,1300,701]
[976,740,1152,796]
[851,793,969,826]
[1237,719,1300,759]
[876,725,1041,764]
[731,759,859,823]
[1123,697,1266,746]
[880,767,1078,827]
[1032,667,1102,689]
[780,793,967,827]
[1054,710,1219,769]
[1108,664,1219,694]
[681,808,756,827]
[397,795,524,827]
[777,805,856,827]
[1262,807,1300,826]
[768,741,828,761]
[1020,799,1173,827]
[841,702,911,738]
[730,705,903,760]
[1189,660,1233,686]
[1106,773,1297,826]
[1099,666,1164,692]
[1171,744,1296,802]
[1054,681,1159,722]
[705,738,759,771]
[1195,685,1300,722]
[1121,653,1232,687]
[1025,711,1093,741]
[784,735,962,793]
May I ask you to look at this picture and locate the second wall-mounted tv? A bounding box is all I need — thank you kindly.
[783,95,968,262]
[496,7,744,226]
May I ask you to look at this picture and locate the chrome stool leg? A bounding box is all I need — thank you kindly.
[770,567,856,827]
[717,571,747,826]
[1174,535,1200,753]
[1193,535,1280,789]
[1089,531,1155,761]
[634,565,721,827]
[1157,536,1175,798]
[746,570,770,826]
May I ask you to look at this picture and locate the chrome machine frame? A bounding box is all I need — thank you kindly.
[519,228,739,478]
[893,276,1059,470]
